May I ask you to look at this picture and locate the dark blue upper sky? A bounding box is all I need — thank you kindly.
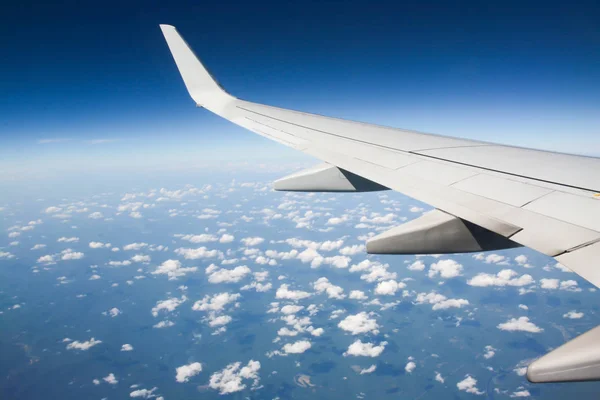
[1,0,599,175]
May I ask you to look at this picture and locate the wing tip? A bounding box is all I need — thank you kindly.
[159,24,176,32]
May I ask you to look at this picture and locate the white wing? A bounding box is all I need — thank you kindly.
[160,24,600,383]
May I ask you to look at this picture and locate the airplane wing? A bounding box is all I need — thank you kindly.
[159,24,600,383]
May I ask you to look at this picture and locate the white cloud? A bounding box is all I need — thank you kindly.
[360,365,377,374]
[407,260,425,271]
[428,259,463,279]
[312,277,345,299]
[220,234,235,243]
[175,247,222,260]
[338,312,379,335]
[327,216,348,225]
[467,269,534,287]
[339,244,365,256]
[176,362,202,383]
[209,360,261,395]
[563,310,584,319]
[66,338,102,351]
[61,249,84,260]
[103,373,118,385]
[207,265,251,284]
[415,291,469,310]
[374,280,405,296]
[457,375,484,395]
[559,280,581,292]
[121,344,134,351]
[44,206,62,213]
[192,292,240,312]
[497,317,543,333]
[405,361,416,373]
[280,305,304,315]
[0,251,15,259]
[151,296,186,317]
[89,274,101,280]
[108,307,121,317]
[179,234,218,243]
[511,389,531,398]
[344,340,387,357]
[283,340,312,354]
[208,314,232,327]
[540,278,559,289]
[435,372,445,383]
[152,259,198,280]
[276,284,311,301]
[31,244,46,250]
[89,241,110,249]
[241,237,264,246]
[311,327,324,337]
[153,320,175,329]
[57,236,79,243]
[129,387,158,398]
[131,254,151,263]
[483,345,496,359]
[89,211,104,219]
[349,290,368,300]
[123,243,148,251]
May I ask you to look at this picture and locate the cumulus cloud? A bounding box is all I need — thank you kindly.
[283,340,312,354]
[178,234,218,243]
[123,243,148,251]
[57,236,79,243]
[89,241,110,249]
[192,292,240,312]
[405,361,416,373]
[129,387,158,398]
[131,254,151,263]
[497,317,543,333]
[435,372,445,383]
[61,249,84,260]
[176,362,202,383]
[407,260,425,271]
[209,360,261,395]
[121,344,134,351]
[175,247,222,260]
[563,310,584,319]
[374,280,405,296]
[88,211,104,219]
[339,244,365,256]
[103,373,118,385]
[338,312,379,335]
[540,278,581,292]
[349,290,368,300]
[415,291,469,310]
[66,338,102,351]
[344,340,387,357]
[153,320,175,329]
[220,234,235,243]
[360,365,377,374]
[206,265,251,284]
[312,277,345,299]
[276,284,311,301]
[457,375,484,395]
[467,269,534,287]
[428,259,463,279]
[483,345,496,359]
[241,237,264,247]
[152,259,198,280]
[151,296,186,317]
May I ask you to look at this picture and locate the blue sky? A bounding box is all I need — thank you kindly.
[1,0,599,181]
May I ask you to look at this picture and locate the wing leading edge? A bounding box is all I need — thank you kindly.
[159,25,600,383]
